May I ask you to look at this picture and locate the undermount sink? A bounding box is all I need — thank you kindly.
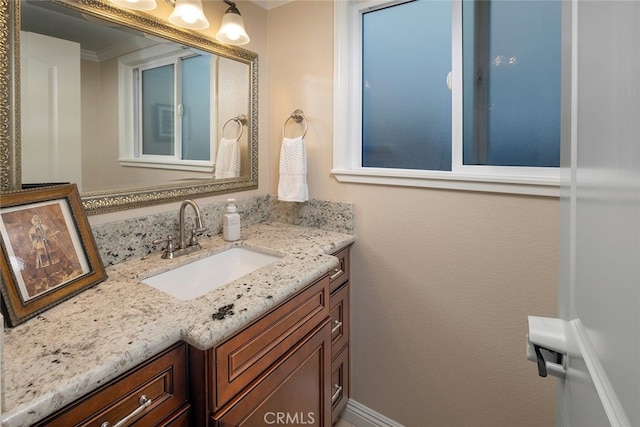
[142,247,282,300]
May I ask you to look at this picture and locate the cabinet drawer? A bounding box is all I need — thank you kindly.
[329,283,349,358]
[159,404,190,427]
[37,342,188,427]
[213,275,330,410]
[329,247,350,293]
[213,320,332,427]
[331,345,350,424]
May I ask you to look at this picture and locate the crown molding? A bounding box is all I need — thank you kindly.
[249,0,295,10]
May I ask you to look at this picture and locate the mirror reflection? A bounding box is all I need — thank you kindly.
[21,0,250,193]
[1,0,258,214]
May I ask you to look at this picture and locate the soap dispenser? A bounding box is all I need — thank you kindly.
[223,198,241,241]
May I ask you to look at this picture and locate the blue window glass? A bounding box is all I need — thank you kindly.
[463,0,561,167]
[362,0,452,171]
[142,64,175,156]
[181,55,211,161]
[361,0,561,171]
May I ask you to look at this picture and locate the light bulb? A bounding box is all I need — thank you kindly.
[180,5,199,23]
[225,26,242,41]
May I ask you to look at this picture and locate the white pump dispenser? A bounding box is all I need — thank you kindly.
[223,198,241,241]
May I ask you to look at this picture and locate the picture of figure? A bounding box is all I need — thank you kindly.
[29,214,60,268]
[0,200,88,301]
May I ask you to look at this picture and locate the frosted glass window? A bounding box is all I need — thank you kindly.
[181,55,211,161]
[358,0,560,172]
[462,0,561,167]
[142,64,174,156]
[362,0,452,171]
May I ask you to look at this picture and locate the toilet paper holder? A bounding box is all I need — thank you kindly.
[526,316,568,379]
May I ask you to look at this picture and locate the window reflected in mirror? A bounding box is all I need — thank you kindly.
[19,0,251,194]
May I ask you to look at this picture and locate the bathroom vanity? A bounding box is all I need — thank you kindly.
[2,224,353,427]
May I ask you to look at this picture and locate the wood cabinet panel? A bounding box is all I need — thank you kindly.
[213,276,330,410]
[158,404,191,426]
[331,345,349,425]
[329,283,349,359]
[329,248,349,294]
[214,320,332,427]
[329,247,351,424]
[36,342,189,427]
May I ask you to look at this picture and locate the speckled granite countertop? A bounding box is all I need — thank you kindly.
[1,223,355,427]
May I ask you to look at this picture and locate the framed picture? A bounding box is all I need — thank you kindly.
[0,184,107,326]
[157,103,174,140]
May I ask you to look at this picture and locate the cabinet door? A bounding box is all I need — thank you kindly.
[214,320,332,427]
[214,276,329,410]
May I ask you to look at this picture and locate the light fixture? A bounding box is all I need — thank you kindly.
[167,0,210,30]
[112,0,250,45]
[215,0,250,46]
[108,0,158,11]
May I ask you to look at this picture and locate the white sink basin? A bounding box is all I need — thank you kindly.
[142,247,282,300]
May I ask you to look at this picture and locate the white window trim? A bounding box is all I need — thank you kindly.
[331,0,561,197]
[118,45,216,173]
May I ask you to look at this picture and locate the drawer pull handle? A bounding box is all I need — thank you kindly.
[100,395,152,427]
[331,320,343,335]
[331,384,343,404]
[330,268,344,281]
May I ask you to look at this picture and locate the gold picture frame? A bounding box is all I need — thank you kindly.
[0,184,107,326]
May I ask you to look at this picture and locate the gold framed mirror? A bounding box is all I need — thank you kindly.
[1,0,258,215]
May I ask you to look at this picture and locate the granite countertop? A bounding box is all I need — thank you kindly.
[1,223,355,427]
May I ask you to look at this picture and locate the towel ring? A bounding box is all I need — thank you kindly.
[222,115,247,141]
[282,109,308,139]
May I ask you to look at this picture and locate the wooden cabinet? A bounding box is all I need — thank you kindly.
[213,277,330,411]
[213,320,332,427]
[329,247,349,294]
[35,246,351,427]
[329,249,350,424]
[189,275,332,426]
[35,342,190,427]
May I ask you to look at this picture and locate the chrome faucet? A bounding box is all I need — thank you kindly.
[153,199,208,259]
[178,199,207,250]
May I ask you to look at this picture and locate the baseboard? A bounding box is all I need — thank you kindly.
[340,399,405,427]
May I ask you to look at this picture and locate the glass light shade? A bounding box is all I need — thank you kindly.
[215,12,250,45]
[109,0,157,10]
[168,0,210,30]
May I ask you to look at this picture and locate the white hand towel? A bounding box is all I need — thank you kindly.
[278,136,309,202]
[214,137,240,179]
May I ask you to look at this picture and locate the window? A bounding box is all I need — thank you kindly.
[333,0,564,195]
[119,46,217,172]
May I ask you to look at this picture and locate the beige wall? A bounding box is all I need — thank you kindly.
[89,1,559,425]
[267,2,558,426]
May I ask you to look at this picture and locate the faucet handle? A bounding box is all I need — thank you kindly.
[152,235,176,259]
[188,227,208,247]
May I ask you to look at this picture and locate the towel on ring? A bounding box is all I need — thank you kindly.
[278,136,309,202]
[214,137,240,179]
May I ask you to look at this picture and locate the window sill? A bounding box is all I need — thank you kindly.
[119,158,214,173]
[331,168,560,197]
